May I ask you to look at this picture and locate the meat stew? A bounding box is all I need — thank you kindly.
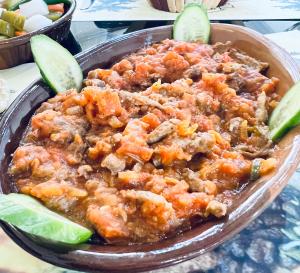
[10,39,279,244]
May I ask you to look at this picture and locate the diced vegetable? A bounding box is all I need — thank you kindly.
[3,0,30,11]
[260,158,277,176]
[250,158,261,181]
[19,0,49,18]
[0,193,93,244]
[0,19,15,37]
[48,3,64,12]
[173,3,211,43]
[24,14,52,32]
[4,0,70,11]
[269,81,300,140]
[0,8,5,17]
[1,10,25,31]
[31,35,83,93]
[15,30,26,36]
[47,11,63,21]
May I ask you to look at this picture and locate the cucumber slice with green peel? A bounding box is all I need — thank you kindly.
[269,82,300,141]
[0,19,15,37]
[31,35,83,93]
[1,10,25,31]
[0,193,92,244]
[173,3,210,43]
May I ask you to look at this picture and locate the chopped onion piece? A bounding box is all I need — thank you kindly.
[24,15,52,32]
[0,8,5,17]
[20,0,49,18]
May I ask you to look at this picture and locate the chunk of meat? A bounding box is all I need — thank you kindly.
[118,90,164,110]
[213,41,232,54]
[184,132,216,154]
[182,168,217,195]
[88,140,112,160]
[205,200,227,218]
[121,190,179,232]
[229,49,269,72]
[87,69,127,90]
[101,154,126,174]
[256,91,268,123]
[10,145,56,178]
[31,109,87,143]
[147,119,180,144]
[77,165,93,179]
[83,79,106,88]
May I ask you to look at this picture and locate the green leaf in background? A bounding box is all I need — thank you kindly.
[0,193,92,244]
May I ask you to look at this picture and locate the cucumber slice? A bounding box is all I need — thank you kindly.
[0,193,92,244]
[31,34,83,93]
[1,10,25,31]
[173,3,210,43]
[269,81,300,141]
[0,19,15,37]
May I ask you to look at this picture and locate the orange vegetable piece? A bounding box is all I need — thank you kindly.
[177,120,198,137]
[260,158,277,176]
[15,31,27,36]
[48,3,64,13]
[141,113,161,130]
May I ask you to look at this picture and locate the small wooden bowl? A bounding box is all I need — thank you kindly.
[0,24,300,273]
[0,0,76,69]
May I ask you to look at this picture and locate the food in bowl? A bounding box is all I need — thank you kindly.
[9,37,280,244]
[0,0,69,39]
[150,0,228,12]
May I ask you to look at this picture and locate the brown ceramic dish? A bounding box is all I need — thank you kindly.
[0,24,300,273]
[0,0,76,70]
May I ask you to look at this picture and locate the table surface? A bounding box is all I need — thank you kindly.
[1,20,300,273]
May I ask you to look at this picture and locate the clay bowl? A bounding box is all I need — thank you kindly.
[0,0,76,69]
[0,24,300,273]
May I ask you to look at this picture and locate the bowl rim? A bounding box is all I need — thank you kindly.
[1,23,300,273]
[0,0,76,48]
